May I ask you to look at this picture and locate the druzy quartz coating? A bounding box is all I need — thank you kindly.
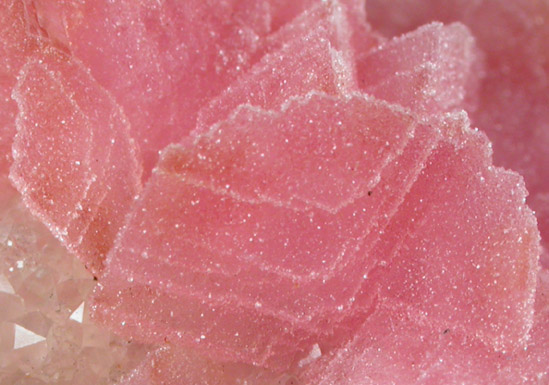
[0,0,548,384]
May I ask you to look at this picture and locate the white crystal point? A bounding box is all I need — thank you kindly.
[0,274,15,294]
[13,324,46,349]
[70,302,85,323]
[298,343,322,367]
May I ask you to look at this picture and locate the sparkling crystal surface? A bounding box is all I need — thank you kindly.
[0,1,547,384]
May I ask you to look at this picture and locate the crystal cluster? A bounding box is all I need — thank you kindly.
[0,178,148,384]
[0,0,548,384]
[366,0,549,268]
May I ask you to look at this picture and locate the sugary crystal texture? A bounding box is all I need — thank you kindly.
[366,0,549,266]
[0,0,547,384]
[302,268,549,385]
[357,22,483,115]
[92,99,538,372]
[10,47,141,274]
[24,0,274,176]
[195,0,357,133]
[0,0,41,175]
[92,92,422,369]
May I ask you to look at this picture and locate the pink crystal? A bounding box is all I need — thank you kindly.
[302,268,549,385]
[91,92,421,369]
[25,0,275,176]
[92,96,539,372]
[0,0,547,384]
[118,346,282,385]
[0,0,41,175]
[366,113,539,352]
[10,48,141,274]
[195,0,358,133]
[357,22,483,114]
[366,0,549,268]
[0,176,147,384]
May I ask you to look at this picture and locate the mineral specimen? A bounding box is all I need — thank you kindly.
[302,269,549,385]
[0,0,547,384]
[0,177,148,385]
[25,0,274,176]
[0,0,40,175]
[357,22,482,114]
[10,48,142,275]
[366,0,549,268]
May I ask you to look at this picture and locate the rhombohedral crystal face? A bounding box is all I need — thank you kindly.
[0,0,548,384]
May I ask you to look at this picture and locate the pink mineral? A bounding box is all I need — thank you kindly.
[25,0,275,176]
[10,48,141,274]
[301,267,549,385]
[91,97,539,374]
[196,0,357,133]
[91,92,420,370]
[366,0,549,267]
[0,0,41,175]
[357,22,483,115]
[0,0,547,384]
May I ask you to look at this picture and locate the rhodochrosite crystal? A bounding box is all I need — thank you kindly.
[10,48,142,275]
[0,0,39,176]
[0,0,548,384]
[24,0,273,176]
[366,0,549,268]
[356,22,482,115]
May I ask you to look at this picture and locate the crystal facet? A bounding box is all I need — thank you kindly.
[0,0,547,384]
